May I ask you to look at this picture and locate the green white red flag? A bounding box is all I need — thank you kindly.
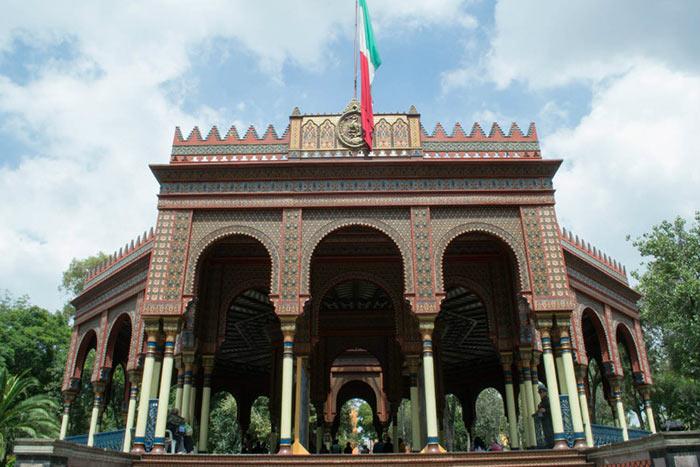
[359,0,381,151]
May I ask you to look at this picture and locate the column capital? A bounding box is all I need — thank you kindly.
[92,381,106,395]
[63,391,77,402]
[127,369,142,385]
[143,317,161,336]
[419,320,435,340]
[499,351,513,366]
[202,354,216,370]
[161,317,181,339]
[574,364,588,382]
[535,318,554,334]
[518,348,532,363]
[406,355,421,373]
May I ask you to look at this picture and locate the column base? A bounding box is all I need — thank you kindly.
[278,444,292,455]
[553,439,569,450]
[131,442,146,454]
[421,442,445,454]
[573,438,587,449]
[150,443,165,454]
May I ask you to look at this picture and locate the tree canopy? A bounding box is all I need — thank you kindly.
[631,212,700,428]
[59,252,109,298]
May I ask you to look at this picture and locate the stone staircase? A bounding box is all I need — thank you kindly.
[135,449,593,467]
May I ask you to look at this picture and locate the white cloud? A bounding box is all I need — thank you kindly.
[486,0,700,89]
[442,0,700,92]
[546,62,700,275]
[0,1,474,311]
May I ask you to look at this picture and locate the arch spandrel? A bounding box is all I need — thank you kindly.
[300,210,414,296]
[184,210,283,297]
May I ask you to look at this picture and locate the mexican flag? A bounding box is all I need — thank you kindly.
[359,0,381,151]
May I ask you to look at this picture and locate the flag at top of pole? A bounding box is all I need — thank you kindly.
[358,0,381,151]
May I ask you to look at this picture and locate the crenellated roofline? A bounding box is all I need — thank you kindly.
[169,104,541,164]
[560,227,629,284]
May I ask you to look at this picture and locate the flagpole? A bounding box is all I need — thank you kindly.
[354,0,358,99]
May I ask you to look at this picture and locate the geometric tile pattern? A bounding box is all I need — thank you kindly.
[279,209,302,301]
[299,208,414,295]
[411,207,434,299]
[521,207,549,296]
[431,206,529,292]
[183,210,283,296]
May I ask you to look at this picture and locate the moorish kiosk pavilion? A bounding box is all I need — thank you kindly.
[57,100,657,460]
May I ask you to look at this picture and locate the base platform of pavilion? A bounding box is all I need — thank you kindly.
[134,450,591,467]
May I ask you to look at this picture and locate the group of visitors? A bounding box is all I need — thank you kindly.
[166,408,194,453]
[320,434,403,454]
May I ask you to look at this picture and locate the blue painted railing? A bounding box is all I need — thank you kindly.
[65,429,125,451]
[64,398,160,452]
[591,424,651,446]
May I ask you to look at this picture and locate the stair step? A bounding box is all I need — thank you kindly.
[134,450,592,467]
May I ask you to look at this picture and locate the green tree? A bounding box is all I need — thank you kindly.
[208,392,241,454]
[473,389,507,449]
[0,293,71,398]
[59,253,109,297]
[442,394,469,452]
[631,213,700,428]
[0,368,59,465]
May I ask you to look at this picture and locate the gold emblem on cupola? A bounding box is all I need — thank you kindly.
[336,98,365,149]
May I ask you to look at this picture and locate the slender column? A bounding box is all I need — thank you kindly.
[180,352,195,424]
[59,392,76,440]
[609,400,619,427]
[575,365,594,447]
[392,413,399,452]
[198,355,216,453]
[152,319,180,454]
[87,382,106,447]
[557,325,586,448]
[150,343,164,399]
[188,374,197,425]
[278,321,296,454]
[122,371,141,452]
[174,358,184,412]
[517,362,533,448]
[537,322,568,449]
[500,353,520,450]
[520,351,538,448]
[420,320,443,453]
[638,386,656,433]
[553,334,569,395]
[531,352,542,408]
[408,357,422,452]
[132,320,160,453]
[609,377,628,440]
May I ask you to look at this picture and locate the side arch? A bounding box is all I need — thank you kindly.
[184,225,281,297]
[72,328,99,381]
[103,312,133,369]
[615,322,642,374]
[300,219,413,296]
[434,222,529,292]
[581,306,613,362]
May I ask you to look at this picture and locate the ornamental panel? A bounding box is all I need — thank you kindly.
[430,206,529,292]
[183,210,283,297]
[299,208,414,295]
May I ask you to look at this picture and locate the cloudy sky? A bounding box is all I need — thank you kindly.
[1,0,698,312]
